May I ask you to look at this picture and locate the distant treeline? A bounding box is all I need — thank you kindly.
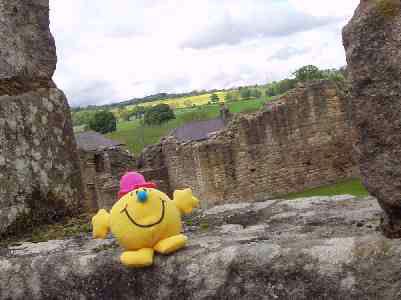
[223,65,346,102]
[72,65,346,122]
[72,89,221,112]
[265,65,346,97]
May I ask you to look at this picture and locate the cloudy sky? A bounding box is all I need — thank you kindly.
[49,0,359,107]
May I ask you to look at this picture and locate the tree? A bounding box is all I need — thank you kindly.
[72,110,97,126]
[265,81,279,97]
[132,106,146,119]
[89,110,117,134]
[169,103,178,110]
[277,79,297,94]
[321,68,345,82]
[210,93,220,103]
[184,100,193,108]
[265,87,277,97]
[226,91,240,102]
[117,107,131,121]
[144,104,175,126]
[224,92,236,102]
[240,88,251,100]
[251,89,262,99]
[292,65,324,82]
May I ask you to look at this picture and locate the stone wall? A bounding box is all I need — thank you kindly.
[138,143,171,196]
[79,148,137,211]
[0,1,83,235]
[143,80,357,206]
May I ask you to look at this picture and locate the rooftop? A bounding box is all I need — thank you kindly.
[75,131,124,152]
[171,118,225,142]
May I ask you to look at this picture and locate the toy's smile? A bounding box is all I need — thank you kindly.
[120,199,166,228]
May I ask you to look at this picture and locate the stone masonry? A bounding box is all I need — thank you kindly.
[78,148,137,212]
[141,80,357,207]
[343,0,401,237]
[0,1,83,235]
[137,143,171,196]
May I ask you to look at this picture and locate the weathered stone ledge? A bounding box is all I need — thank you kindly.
[1,195,400,299]
[0,78,55,97]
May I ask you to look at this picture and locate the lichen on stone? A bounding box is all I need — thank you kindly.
[343,0,401,237]
[2,195,399,299]
[376,0,401,17]
[0,212,92,248]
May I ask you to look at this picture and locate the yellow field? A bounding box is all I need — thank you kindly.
[126,91,227,110]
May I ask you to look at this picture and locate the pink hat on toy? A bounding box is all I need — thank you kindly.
[118,171,156,199]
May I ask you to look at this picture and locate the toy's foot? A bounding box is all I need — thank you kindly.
[154,234,188,254]
[120,248,154,268]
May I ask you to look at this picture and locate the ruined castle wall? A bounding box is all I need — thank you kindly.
[0,1,83,234]
[78,147,137,211]
[162,81,357,206]
[107,148,137,179]
[138,143,172,195]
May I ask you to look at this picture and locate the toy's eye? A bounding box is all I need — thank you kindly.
[135,190,138,195]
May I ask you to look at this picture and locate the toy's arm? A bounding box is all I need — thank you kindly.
[91,209,111,239]
[172,188,199,215]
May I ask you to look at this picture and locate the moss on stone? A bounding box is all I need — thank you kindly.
[0,213,92,248]
[185,219,194,226]
[200,221,209,231]
[1,188,85,243]
[353,239,392,258]
[376,0,401,17]
[92,242,119,253]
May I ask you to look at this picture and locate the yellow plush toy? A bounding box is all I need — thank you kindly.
[92,172,199,268]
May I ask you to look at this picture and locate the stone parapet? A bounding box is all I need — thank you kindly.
[157,80,357,206]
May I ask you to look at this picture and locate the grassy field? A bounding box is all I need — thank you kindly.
[229,98,267,113]
[126,91,227,110]
[283,179,369,199]
[107,98,269,154]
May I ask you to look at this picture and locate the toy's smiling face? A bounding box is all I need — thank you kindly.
[113,188,168,228]
[109,188,175,250]
[119,189,166,228]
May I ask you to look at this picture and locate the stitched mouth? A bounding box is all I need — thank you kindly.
[120,199,166,228]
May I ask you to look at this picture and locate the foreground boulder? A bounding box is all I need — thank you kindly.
[343,0,401,237]
[2,195,401,299]
[0,1,83,234]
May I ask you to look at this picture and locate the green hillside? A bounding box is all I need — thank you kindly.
[284,179,369,199]
[107,98,268,154]
[126,91,227,110]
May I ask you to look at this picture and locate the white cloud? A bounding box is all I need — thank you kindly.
[289,0,358,18]
[49,0,359,107]
[180,1,339,49]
